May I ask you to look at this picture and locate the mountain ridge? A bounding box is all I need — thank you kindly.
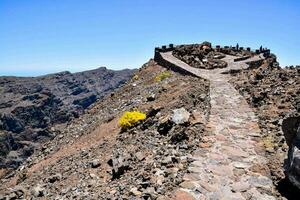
[0,67,136,169]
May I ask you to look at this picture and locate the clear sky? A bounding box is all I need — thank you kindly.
[0,0,299,76]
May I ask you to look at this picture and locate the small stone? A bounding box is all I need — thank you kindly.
[110,189,117,195]
[89,173,98,179]
[198,181,217,192]
[179,181,197,190]
[183,173,200,181]
[157,196,169,200]
[135,152,145,161]
[188,166,203,173]
[247,175,273,189]
[161,156,172,165]
[147,94,156,101]
[130,187,142,196]
[32,184,44,197]
[157,117,173,135]
[231,182,250,192]
[87,179,97,187]
[190,110,206,124]
[247,188,276,200]
[233,162,249,169]
[171,190,196,200]
[156,175,164,185]
[143,187,157,198]
[222,146,248,159]
[266,147,275,153]
[48,173,62,183]
[171,108,190,125]
[91,159,101,168]
[207,164,233,177]
[199,142,212,148]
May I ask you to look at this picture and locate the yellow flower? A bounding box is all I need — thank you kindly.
[132,75,139,80]
[155,71,172,82]
[119,111,146,129]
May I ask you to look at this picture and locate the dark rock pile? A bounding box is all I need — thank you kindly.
[229,56,300,189]
[0,67,135,169]
[282,113,300,191]
[172,42,228,69]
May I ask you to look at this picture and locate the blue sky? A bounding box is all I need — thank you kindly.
[0,0,299,76]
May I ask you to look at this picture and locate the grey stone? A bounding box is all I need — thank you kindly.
[130,187,142,196]
[171,108,190,125]
[135,152,145,161]
[32,184,44,197]
[91,159,101,168]
[161,156,172,165]
[147,94,156,101]
[248,175,273,189]
[231,182,250,192]
[143,187,157,199]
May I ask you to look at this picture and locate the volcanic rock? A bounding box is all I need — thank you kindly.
[0,67,135,168]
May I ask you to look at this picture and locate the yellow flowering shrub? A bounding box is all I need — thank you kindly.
[119,111,146,129]
[132,75,139,80]
[154,71,172,82]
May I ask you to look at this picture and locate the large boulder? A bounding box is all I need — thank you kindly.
[282,115,300,189]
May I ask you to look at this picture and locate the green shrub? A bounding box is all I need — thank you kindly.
[155,71,172,82]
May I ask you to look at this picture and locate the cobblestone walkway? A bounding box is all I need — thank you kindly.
[160,52,277,200]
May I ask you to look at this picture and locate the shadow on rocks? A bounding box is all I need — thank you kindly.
[276,178,300,200]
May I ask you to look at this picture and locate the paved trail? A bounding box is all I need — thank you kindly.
[160,52,276,200]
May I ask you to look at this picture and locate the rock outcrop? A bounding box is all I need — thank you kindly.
[0,67,135,168]
[282,114,300,189]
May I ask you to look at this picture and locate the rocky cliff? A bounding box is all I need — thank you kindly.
[0,67,135,169]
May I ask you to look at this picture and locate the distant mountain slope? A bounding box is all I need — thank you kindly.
[0,67,135,168]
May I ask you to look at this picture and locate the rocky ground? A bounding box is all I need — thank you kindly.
[229,55,300,199]
[158,50,281,199]
[0,67,135,169]
[172,42,254,70]
[0,60,210,199]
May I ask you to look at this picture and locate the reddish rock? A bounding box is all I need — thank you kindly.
[171,190,196,200]
[199,142,212,148]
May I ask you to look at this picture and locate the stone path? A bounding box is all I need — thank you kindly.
[160,52,277,199]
